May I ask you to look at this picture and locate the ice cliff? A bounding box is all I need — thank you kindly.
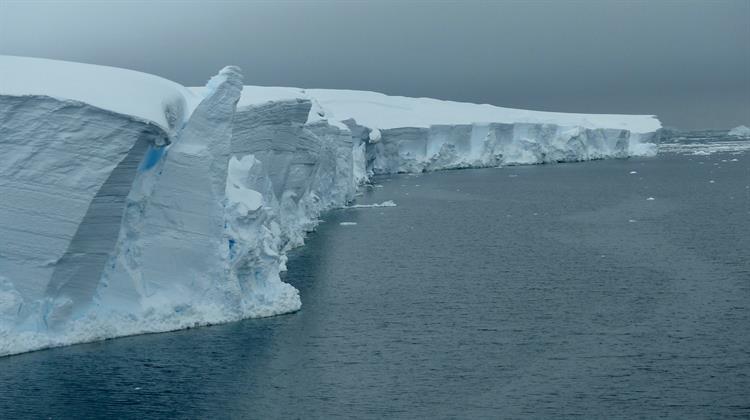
[0,56,661,356]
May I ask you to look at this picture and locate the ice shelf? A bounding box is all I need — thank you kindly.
[0,56,662,356]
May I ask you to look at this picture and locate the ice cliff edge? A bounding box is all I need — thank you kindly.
[0,56,661,356]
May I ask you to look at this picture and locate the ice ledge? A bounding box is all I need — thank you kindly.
[238,87,661,134]
[0,55,202,136]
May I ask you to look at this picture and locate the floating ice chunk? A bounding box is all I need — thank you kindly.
[629,219,637,223]
[346,200,397,208]
[728,125,750,137]
[339,222,357,226]
[646,197,655,201]
[709,180,715,184]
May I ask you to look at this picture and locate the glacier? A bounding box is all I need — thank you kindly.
[0,56,661,356]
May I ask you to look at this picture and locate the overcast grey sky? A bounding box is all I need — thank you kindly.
[1,0,748,129]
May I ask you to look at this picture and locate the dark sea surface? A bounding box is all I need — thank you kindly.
[1,135,749,418]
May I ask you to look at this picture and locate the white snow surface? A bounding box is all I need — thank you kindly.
[304,88,661,134]
[0,56,663,356]
[0,55,201,135]
[199,85,661,134]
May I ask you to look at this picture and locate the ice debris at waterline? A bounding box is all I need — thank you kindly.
[659,139,750,156]
[0,56,662,356]
[345,200,397,209]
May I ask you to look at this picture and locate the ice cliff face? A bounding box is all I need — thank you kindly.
[306,87,660,171]
[0,94,173,336]
[0,56,661,356]
[348,121,640,174]
[0,59,245,353]
[96,66,247,329]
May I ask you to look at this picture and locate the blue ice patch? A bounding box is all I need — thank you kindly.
[139,145,166,171]
[228,239,237,259]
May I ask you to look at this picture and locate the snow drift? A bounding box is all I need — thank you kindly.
[0,56,661,356]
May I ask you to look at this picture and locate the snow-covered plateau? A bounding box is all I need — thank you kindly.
[0,56,662,356]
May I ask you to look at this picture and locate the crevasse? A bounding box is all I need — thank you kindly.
[0,56,661,356]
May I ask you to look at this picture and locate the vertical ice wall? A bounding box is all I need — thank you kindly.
[217,98,364,319]
[0,95,171,330]
[352,121,637,174]
[303,87,660,173]
[98,66,244,322]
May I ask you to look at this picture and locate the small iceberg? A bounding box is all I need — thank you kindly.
[728,125,750,137]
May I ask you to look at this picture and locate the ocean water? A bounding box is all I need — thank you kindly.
[1,134,748,418]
